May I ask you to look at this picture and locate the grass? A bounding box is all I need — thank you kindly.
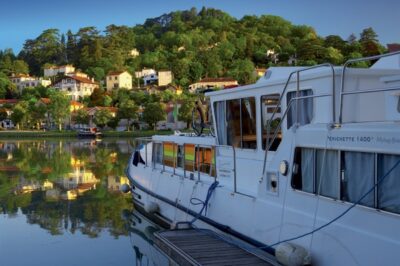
[0,129,173,138]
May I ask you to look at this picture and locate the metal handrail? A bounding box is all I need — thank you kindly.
[261,93,332,175]
[263,63,335,173]
[133,138,237,189]
[338,51,400,124]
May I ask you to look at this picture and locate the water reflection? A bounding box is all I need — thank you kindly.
[0,139,168,266]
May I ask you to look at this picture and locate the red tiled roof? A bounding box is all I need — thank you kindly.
[11,74,30,78]
[70,101,84,106]
[69,75,98,85]
[40,98,51,104]
[387,43,400,53]
[53,75,98,85]
[198,77,237,83]
[0,99,19,104]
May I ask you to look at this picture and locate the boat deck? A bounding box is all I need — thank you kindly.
[154,229,278,266]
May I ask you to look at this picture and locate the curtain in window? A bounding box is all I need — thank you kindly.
[316,150,339,198]
[342,151,374,207]
[378,154,400,214]
[287,90,313,129]
[301,148,314,193]
[214,101,227,145]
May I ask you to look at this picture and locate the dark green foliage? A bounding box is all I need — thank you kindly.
[0,8,388,92]
[142,102,165,129]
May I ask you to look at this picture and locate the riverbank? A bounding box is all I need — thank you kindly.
[0,130,173,138]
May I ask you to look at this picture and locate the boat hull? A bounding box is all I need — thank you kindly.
[127,151,400,266]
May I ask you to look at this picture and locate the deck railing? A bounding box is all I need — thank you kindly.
[263,64,335,173]
[338,50,400,124]
[133,138,239,192]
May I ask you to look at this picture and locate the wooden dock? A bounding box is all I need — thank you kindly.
[154,229,278,266]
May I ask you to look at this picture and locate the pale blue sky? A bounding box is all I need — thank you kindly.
[0,0,399,53]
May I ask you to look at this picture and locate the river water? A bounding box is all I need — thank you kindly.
[0,138,168,266]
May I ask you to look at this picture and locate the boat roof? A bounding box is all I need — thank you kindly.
[205,54,400,98]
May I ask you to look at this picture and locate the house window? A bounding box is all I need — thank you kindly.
[286,89,313,129]
[261,94,281,151]
[115,76,117,80]
[292,147,400,214]
[214,97,256,149]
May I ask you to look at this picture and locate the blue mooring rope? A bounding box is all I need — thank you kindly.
[175,180,219,228]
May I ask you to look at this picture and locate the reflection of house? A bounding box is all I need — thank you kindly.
[53,75,99,101]
[15,179,53,194]
[106,71,132,91]
[55,157,99,191]
[188,77,238,93]
[107,176,129,191]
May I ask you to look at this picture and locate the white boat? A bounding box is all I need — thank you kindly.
[77,127,102,138]
[126,52,400,265]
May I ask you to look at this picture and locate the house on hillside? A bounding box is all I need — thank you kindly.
[0,99,19,129]
[53,75,99,101]
[10,74,51,92]
[158,70,173,86]
[106,71,132,91]
[188,77,238,93]
[44,65,75,77]
[135,68,156,79]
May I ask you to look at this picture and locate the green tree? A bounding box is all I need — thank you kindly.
[142,102,165,130]
[359,27,383,57]
[0,108,8,121]
[0,72,16,98]
[48,91,70,131]
[12,60,29,74]
[177,98,195,128]
[93,109,112,129]
[11,103,28,129]
[29,101,47,130]
[227,59,256,85]
[74,109,90,125]
[117,100,138,131]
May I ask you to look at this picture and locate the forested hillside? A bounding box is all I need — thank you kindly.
[1,7,386,87]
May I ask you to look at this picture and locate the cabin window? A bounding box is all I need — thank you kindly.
[163,142,177,168]
[378,154,400,214]
[261,94,281,151]
[214,97,256,149]
[152,142,163,168]
[341,151,375,207]
[316,150,339,198]
[292,147,400,214]
[286,89,313,129]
